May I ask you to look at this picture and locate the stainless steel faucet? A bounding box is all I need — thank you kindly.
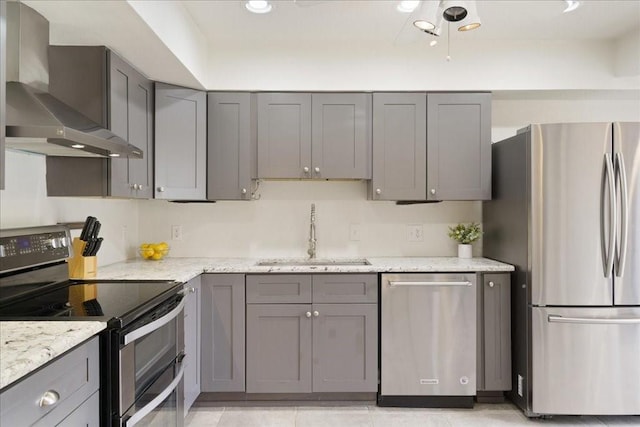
[307,203,317,259]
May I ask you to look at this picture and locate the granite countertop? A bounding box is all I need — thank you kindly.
[0,321,107,390]
[95,256,513,282]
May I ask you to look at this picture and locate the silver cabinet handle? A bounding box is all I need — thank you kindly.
[157,186,165,192]
[389,281,472,287]
[488,281,495,288]
[189,287,195,293]
[123,297,185,345]
[130,184,137,190]
[313,310,319,317]
[430,189,436,195]
[603,154,616,278]
[38,390,60,407]
[314,167,320,173]
[303,167,310,173]
[138,184,143,190]
[614,152,628,277]
[241,188,247,194]
[548,315,640,325]
[375,188,381,195]
[305,311,312,318]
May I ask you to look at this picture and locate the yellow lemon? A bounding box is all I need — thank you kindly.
[151,252,163,260]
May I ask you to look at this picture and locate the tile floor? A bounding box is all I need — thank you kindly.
[185,402,640,426]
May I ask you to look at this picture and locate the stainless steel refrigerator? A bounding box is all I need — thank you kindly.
[483,122,640,417]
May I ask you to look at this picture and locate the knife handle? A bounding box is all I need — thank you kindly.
[92,221,101,239]
[91,238,103,256]
[79,216,95,241]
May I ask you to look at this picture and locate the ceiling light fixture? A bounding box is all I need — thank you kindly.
[563,0,580,13]
[414,1,481,36]
[456,1,481,31]
[245,0,272,14]
[71,144,85,149]
[397,0,420,13]
[413,1,443,36]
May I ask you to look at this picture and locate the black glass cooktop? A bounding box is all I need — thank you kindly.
[0,262,180,327]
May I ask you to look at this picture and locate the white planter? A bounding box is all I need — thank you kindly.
[458,244,472,259]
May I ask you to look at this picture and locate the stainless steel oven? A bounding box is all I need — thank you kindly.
[112,291,185,427]
[0,225,186,427]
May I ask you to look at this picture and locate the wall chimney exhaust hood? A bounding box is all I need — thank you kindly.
[4,3,143,159]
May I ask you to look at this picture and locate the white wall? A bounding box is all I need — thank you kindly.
[0,150,139,266]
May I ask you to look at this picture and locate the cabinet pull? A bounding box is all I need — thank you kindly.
[488,281,495,288]
[314,167,320,173]
[313,310,319,317]
[389,281,472,287]
[375,188,382,195]
[303,167,310,173]
[430,189,436,195]
[241,188,247,194]
[305,311,312,318]
[38,390,60,407]
[189,287,195,293]
[157,186,165,192]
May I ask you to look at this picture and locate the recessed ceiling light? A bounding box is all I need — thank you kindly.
[109,153,120,157]
[246,0,272,14]
[397,0,420,13]
[563,0,580,13]
[71,144,85,149]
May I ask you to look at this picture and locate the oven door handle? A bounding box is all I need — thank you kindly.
[123,296,186,346]
[124,362,185,427]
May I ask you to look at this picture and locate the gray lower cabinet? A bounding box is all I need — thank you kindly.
[477,273,511,392]
[0,336,100,426]
[427,92,491,201]
[183,276,202,414]
[245,274,378,394]
[46,47,154,198]
[155,83,207,200]
[201,274,246,392]
[371,92,427,201]
[207,92,256,200]
[311,93,372,179]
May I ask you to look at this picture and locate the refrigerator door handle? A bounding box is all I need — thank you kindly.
[548,315,640,325]
[602,153,616,278]
[614,152,628,278]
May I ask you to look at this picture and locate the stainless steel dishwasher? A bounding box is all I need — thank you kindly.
[378,273,477,408]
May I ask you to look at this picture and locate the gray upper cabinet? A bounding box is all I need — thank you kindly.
[47,47,153,198]
[207,92,255,200]
[257,93,312,178]
[477,273,511,392]
[0,0,6,190]
[427,92,491,201]
[311,93,372,179]
[371,92,427,201]
[155,83,207,200]
[183,277,201,414]
[201,274,246,393]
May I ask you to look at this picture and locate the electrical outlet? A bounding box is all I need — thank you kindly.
[349,224,362,241]
[407,224,423,242]
[171,225,183,241]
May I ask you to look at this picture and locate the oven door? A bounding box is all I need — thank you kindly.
[117,294,185,427]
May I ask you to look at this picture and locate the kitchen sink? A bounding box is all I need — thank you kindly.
[256,258,371,267]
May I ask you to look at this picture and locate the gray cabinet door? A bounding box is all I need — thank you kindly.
[201,274,246,392]
[0,0,6,190]
[427,92,491,201]
[312,303,378,392]
[371,93,427,200]
[55,391,99,427]
[207,92,253,200]
[257,93,312,178]
[311,93,372,179]
[312,274,377,304]
[246,274,312,304]
[110,52,154,199]
[246,304,313,393]
[478,273,511,391]
[155,83,207,200]
[183,277,201,412]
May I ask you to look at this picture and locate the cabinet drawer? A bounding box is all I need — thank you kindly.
[312,274,377,303]
[0,336,99,427]
[247,275,312,303]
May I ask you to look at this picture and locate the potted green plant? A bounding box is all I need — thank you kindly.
[448,222,482,258]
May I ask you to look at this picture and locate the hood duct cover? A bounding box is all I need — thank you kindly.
[4,3,143,158]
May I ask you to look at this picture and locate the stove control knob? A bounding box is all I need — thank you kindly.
[59,237,69,248]
[49,238,60,249]
[0,245,5,258]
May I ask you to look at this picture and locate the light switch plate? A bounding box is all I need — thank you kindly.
[171,225,183,241]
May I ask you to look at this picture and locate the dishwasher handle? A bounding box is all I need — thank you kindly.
[388,280,472,287]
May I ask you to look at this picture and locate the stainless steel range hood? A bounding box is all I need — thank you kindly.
[4,3,143,158]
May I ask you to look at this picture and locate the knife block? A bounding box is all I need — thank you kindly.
[68,238,97,279]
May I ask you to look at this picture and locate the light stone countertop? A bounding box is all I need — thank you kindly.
[95,256,513,282]
[0,321,107,390]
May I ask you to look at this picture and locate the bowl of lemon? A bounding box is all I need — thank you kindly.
[139,242,169,261]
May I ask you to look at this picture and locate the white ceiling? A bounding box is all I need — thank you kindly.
[182,0,640,47]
